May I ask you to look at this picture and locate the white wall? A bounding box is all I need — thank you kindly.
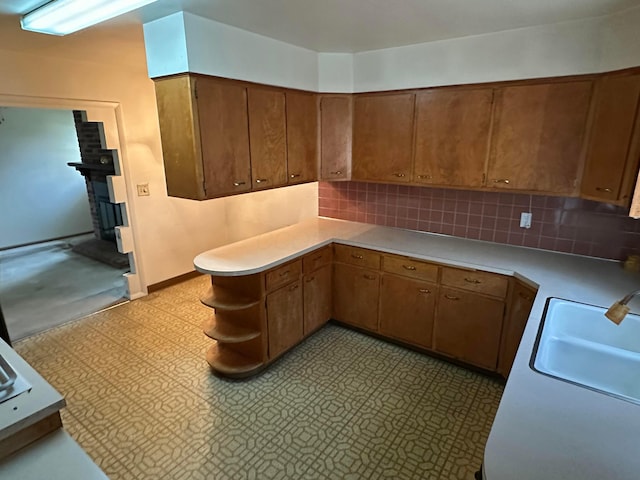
[145,8,640,94]
[0,18,318,289]
[144,12,320,91]
[0,107,92,249]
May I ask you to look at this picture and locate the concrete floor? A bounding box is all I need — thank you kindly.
[0,235,129,341]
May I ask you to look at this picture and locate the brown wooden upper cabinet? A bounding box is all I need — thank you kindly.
[487,81,593,194]
[352,93,415,183]
[286,91,318,185]
[248,87,288,190]
[581,73,640,205]
[320,95,352,181]
[155,74,252,200]
[414,88,493,188]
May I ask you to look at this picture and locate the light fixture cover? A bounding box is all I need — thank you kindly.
[21,0,159,36]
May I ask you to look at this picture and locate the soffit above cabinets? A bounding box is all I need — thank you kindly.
[4,0,640,52]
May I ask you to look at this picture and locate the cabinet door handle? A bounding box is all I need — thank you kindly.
[518,292,533,301]
[416,174,431,180]
[351,254,364,260]
[305,276,315,283]
[290,173,301,179]
[418,288,431,294]
[595,187,613,193]
[403,265,417,271]
[363,274,377,280]
[493,179,510,184]
[279,270,290,277]
[444,294,460,301]
[233,181,246,186]
[464,278,481,284]
[314,255,323,261]
[255,178,269,183]
[330,170,343,175]
[393,172,406,178]
[289,284,299,291]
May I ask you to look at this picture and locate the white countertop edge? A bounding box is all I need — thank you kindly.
[0,339,65,441]
[0,429,108,479]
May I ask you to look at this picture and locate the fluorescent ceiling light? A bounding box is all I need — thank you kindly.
[21,0,160,36]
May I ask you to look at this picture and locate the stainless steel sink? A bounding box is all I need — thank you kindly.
[531,298,640,404]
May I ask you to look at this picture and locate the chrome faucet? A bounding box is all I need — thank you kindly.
[605,289,640,324]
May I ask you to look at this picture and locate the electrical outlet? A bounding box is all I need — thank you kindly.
[520,212,532,229]
[137,183,150,196]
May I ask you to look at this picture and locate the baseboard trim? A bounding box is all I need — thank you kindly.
[147,271,204,293]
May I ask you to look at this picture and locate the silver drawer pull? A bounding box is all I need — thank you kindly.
[464,278,481,284]
[233,181,246,186]
[493,179,510,184]
[445,294,460,301]
[289,284,299,291]
[403,265,417,271]
[416,174,431,179]
[363,274,377,280]
[351,254,364,260]
[595,187,613,193]
[418,288,431,294]
[290,173,301,179]
[393,172,406,178]
[279,270,290,277]
[255,178,269,183]
[330,170,343,175]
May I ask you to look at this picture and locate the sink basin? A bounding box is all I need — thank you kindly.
[532,298,640,404]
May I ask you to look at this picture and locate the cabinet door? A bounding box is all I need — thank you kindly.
[248,87,287,190]
[414,88,493,187]
[581,74,640,203]
[197,77,252,197]
[379,274,436,348]
[286,91,318,185]
[303,264,332,335]
[333,263,380,332]
[498,282,536,377]
[488,81,592,194]
[352,93,415,183]
[320,95,352,180]
[434,287,504,370]
[266,280,303,359]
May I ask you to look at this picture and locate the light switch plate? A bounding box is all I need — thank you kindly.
[137,183,150,196]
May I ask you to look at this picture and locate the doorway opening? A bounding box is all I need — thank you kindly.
[0,105,135,341]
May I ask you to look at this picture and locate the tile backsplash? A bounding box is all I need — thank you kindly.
[318,181,640,261]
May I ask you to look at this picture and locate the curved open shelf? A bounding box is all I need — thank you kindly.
[200,286,260,311]
[206,343,264,378]
[202,315,261,343]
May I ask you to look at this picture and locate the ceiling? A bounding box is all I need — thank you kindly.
[3,0,640,52]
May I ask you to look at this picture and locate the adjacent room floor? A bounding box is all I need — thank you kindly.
[0,235,129,341]
[13,275,503,480]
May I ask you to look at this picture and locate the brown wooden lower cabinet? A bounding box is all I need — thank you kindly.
[333,263,380,332]
[266,280,303,359]
[379,274,436,348]
[498,281,537,376]
[433,287,505,370]
[303,264,332,335]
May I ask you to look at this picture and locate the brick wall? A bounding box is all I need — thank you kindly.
[318,181,640,261]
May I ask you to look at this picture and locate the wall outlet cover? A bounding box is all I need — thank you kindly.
[137,183,150,196]
[520,212,532,229]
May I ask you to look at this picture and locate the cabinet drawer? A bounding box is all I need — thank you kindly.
[382,255,438,282]
[265,260,302,292]
[303,246,333,274]
[333,244,381,269]
[441,267,509,298]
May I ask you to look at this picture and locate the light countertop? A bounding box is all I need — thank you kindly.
[0,338,65,441]
[0,339,107,479]
[195,217,640,480]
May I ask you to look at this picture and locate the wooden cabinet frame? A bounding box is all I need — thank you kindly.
[200,242,537,379]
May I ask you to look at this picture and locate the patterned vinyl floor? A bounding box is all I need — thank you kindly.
[14,275,504,480]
